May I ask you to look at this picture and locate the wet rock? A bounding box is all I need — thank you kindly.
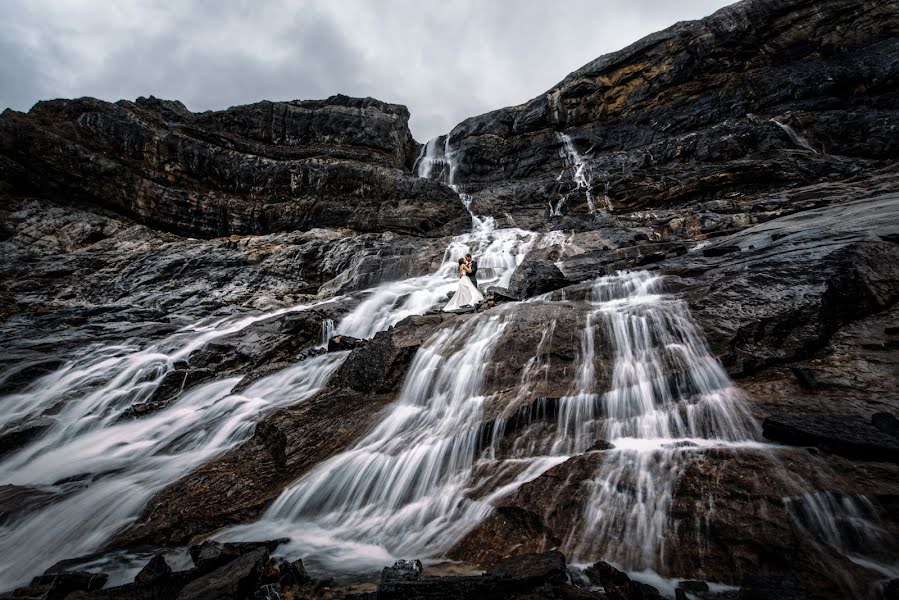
[110,316,450,547]
[587,440,615,452]
[701,245,740,257]
[0,417,53,458]
[448,506,562,568]
[485,550,567,583]
[883,578,899,600]
[738,575,810,600]
[326,334,364,352]
[175,546,268,600]
[677,580,709,593]
[119,368,215,420]
[134,555,172,585]
[508,259,569,299]
[762,414,899,463]
[486,286,519,303]
[378,551,579,600]
[584,562,663,600]
[14,570,108,599]
[872,412,899,439]
[671,194,899,377]
[188,539,288,574]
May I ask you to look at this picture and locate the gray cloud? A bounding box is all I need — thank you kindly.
[0,0,734,141]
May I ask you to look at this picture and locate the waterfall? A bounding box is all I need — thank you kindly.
[318,318,335,349]
[222,311,565,573]
[556,132,611,216]
[0,311,347,590]
[769,118,819,153]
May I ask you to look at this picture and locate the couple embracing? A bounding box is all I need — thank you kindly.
[443,253,483,312]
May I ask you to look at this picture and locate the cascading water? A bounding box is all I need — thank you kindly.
[554,271,761,568]
[556,132,615,216]
[0,307,348,590]
[769,118,819,153]
[337,136,536,340]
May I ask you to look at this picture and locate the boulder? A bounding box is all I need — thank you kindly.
[508,259,569,299]
[188,539,288,573]
[134,555,172,585]
[175,547,268,600]
[14,570,108,599]
[584,562,664,600]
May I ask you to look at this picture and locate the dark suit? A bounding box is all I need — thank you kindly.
[466,259,478,287]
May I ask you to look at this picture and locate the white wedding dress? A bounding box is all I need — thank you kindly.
[443,271,484,311]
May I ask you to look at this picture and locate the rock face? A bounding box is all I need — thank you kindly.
[443,0,899,230]
[0,95,468,238]
[2,0,899,598]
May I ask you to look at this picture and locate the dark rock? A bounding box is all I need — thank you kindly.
[188,539,288,573]
[0,96,467,238]
[738,575,810,600]
[378,551,575,600]
[677,580,709,593]
[588,440,615,452]
[762,414,899,463]
[134,555,172,586]
[584,562,663,600]
[883,578,899,600]
[508,259,569,299]
[326,334,364,352]
[0,417,53,459]
[485,550,567,583]
[486,286,520,302]
[175,546,268,600]
[701,245,741,257]
[380,559,423,584]
[253,583,279,600]
[448,507,561,568]
[15,570,108,599]
[119,368,215,420]
[872,412,899,439]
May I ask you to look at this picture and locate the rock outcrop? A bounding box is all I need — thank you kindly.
[442,0,899,230]
[0,95,469,238]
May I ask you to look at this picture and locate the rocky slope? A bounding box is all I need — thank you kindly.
[443,0,899,230]
[1,0,898,599]
[0,95,468,238]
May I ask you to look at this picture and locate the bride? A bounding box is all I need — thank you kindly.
[443,257,484,311]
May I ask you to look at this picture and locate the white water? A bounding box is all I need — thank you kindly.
[0,308,348,590]
[770,118,818,153]
[556,132,612,216]
[224,312,565,573]
[338,137,536,339]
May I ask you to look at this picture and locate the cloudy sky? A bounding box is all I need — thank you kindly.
[2,0,734,141]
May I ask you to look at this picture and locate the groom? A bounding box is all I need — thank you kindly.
[465,253,478,288]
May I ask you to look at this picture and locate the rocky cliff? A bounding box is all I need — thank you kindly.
[444,0,899,229]
[1,0,898,599]
[0,95,467,238]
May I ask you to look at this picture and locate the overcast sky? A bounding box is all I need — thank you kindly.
[1,0,734,141]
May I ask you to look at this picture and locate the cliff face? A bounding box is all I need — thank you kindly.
[2,0,899,598]
[445,0,899,228]
[0,95,466,238]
